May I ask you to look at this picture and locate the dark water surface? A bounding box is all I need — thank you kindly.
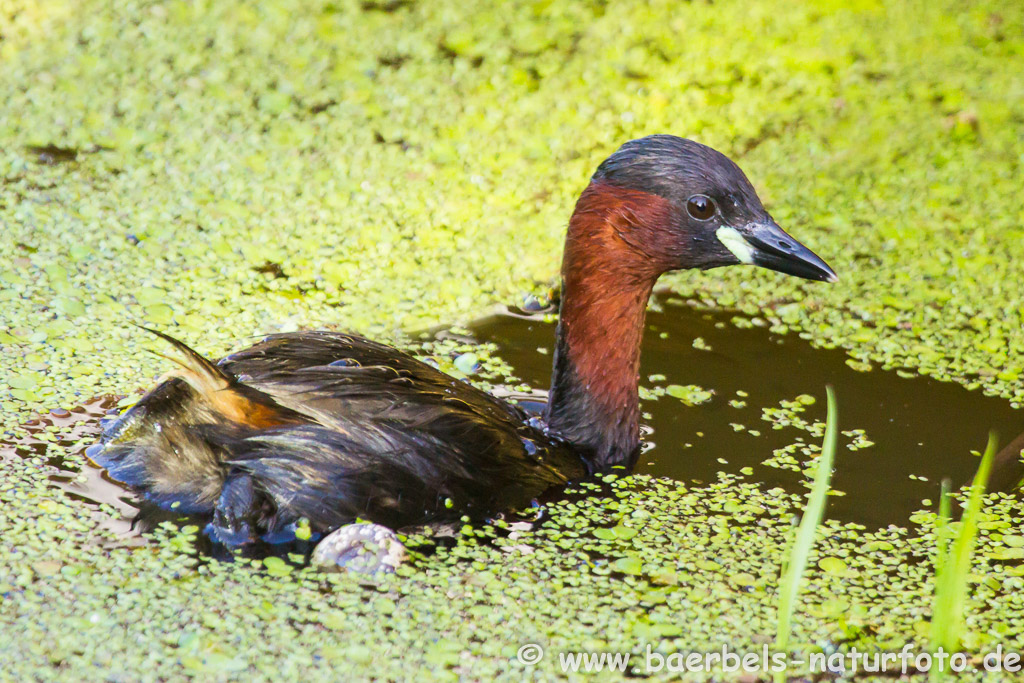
[465,297,1024,527]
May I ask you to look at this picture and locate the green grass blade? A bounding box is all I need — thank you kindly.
[775,386,838,681]
[929,432,997,666]
[934,478,952,577]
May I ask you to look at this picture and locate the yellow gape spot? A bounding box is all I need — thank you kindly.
[716,226,755,264]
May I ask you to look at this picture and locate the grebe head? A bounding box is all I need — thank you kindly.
[588,134,837,282]
[548,135,837,470]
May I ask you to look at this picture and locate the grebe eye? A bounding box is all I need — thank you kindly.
[686,195,716,221]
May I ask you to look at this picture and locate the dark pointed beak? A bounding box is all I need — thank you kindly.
[717,222,838,283]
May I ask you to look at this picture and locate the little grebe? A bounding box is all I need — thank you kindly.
[91,135,837,555]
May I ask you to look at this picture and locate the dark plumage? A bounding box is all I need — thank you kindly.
[97,332,582,541]
[594,135,762,211]
[92,135,837,545]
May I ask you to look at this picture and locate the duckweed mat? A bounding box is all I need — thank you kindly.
[2,0,1023,680]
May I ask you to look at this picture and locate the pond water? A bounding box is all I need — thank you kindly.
[6,297,1022,547]
[465,296,1024,528]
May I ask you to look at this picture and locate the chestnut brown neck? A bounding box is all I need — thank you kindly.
[544,182,677,471]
